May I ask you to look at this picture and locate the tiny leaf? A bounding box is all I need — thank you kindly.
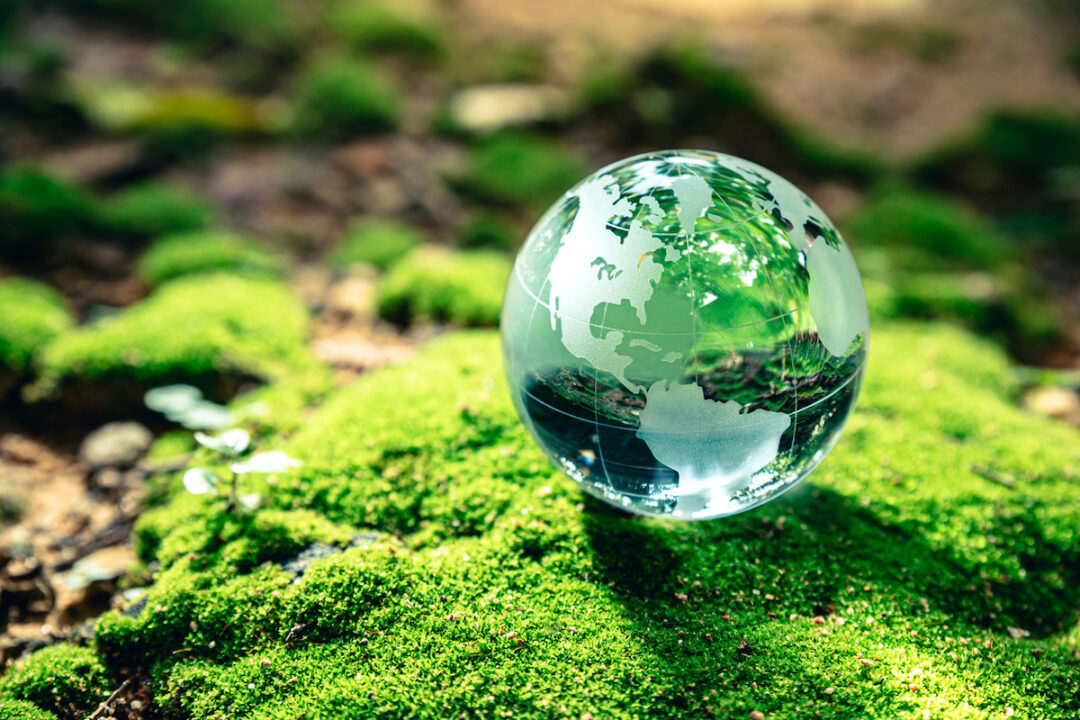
[183,468,219,495]
[231,451,302,475]
[194,428,251,456]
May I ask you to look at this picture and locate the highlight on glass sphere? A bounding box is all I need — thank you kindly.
[500,149,870,520]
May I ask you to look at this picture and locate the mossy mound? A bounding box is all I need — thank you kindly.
[0,278,73,375]
[0,167,98,256]
[459,132,587,209]
[10,321,1054,719]
[32,273,320,400]
[138,229,284,287]
[377,246,510,326]
[0,698,57,720]
[292,55,400,139]
[330,219,424,271]
[846,188,1063,358]
[328,1,444,59]
[0,645,109,719]
[101,181,216,241]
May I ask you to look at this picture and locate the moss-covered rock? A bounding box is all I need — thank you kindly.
[32,273,320,399]
[0,167,98,256]
[138,229,283,287]
[101,181,215,241]
[460,132,586,209]
[0,645,109,719]
[377,246,510,326]
[292,55,400,139]
[71,320,1080,719]
[330,219,424,271]
[0,278,73,375]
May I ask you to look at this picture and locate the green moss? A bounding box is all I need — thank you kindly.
[138,229,283,286]
[328,1,444,59]
[73,321,1080,719]
[458,209,518,250]
[845,189,1012,271]
[377,246,510,326]
[0,645,109,718]
[0,278,73,374]
[845,188,1063,358]
[78,0,299,48]
[101,181,215,241]
[330,219,424,271]
[0,167,97,254]
[292,56,400,139]
[584,44,884,183]
[33,273,319,396]
[461,132,586,208]
[0,698,56,720]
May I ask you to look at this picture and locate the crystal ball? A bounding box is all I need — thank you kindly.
[501,150,869,520]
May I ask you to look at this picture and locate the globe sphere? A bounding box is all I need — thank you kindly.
[501,149,869,520]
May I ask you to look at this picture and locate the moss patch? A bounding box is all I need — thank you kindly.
[0,698,56,720]
[460,132,587,209]
[330,219,424,271]
[0,167,97,255]
[49,319,1077,719]
[377,246,510,326]
[138,230,283,287]
[0,278,73,375]
[101,181,215,241]
[0,645,109,719]
[845,188,1063,358]
[33,273,320,398]
[328,1,443,59]
[292,55,400,139]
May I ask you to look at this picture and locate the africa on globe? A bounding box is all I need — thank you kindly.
[500,150,869,520]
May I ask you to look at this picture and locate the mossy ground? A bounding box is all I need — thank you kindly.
[377,246,510,327]
[30,273,324,403]
[4,320,1075,719]
[138,230,284,287]
[0,278,73,375]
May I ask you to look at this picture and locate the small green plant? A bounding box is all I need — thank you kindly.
[292,55,400,139]
[330,218,424,270]
[182,428,301,513]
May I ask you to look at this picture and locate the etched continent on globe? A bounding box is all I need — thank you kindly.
[501,150,869,519]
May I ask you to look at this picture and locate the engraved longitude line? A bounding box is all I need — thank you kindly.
[593,303,614,488]
[718,193,800,451]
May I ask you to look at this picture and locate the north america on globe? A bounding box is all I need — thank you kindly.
[501,150,869,519]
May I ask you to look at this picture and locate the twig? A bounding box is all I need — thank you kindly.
[85,678,131,720]
[971,464,1017,489]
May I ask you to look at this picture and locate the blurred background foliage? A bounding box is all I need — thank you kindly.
[1,0,1079,429]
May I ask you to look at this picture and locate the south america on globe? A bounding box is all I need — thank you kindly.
[501,150,869,520]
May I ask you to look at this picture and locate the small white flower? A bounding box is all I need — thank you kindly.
[231,451,302,475]
[183,468,219,495]
[195,428,251,456]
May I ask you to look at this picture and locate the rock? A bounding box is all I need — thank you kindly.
[448,84,571,133]
[281,543,342,583]
[78,422,153,470]
[1022,386,1080,425]
[326,270,378,321]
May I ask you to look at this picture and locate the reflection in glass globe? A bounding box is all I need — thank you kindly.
[501,150,869,520]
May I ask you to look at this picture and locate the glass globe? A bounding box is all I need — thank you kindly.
[501,150,869,520]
